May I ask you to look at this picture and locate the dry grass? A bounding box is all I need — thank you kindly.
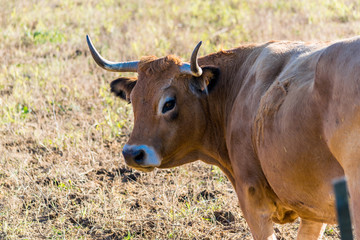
[1,0,358,239]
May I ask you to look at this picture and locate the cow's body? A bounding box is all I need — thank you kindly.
[87,36,360,239]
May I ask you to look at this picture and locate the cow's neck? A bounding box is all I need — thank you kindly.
[196,43,269,186]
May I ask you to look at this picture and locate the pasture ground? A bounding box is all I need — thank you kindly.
[1,0,359,239]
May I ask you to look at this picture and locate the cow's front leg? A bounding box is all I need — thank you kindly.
[235,182,277,240]
[297,219,326,240]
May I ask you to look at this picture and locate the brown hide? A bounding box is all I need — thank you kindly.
[98,37,360,239]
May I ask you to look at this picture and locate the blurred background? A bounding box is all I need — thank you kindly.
[1,0,359,239]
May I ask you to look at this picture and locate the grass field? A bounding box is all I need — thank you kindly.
[1,0,359,239]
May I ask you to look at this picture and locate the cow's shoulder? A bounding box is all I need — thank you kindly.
[252,41,328,145]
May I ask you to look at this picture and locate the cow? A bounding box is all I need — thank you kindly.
[86,35,360,240]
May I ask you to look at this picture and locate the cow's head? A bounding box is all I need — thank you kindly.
[87,36,219,172]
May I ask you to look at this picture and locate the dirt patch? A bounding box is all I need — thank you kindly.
[129,199,141,211]
[90,167,140,183]
[213,211,236,226]
[68,193,88,205]
[34,214,58,223]
[0,85,13,96]
[178,189,194,202]
[69,217,94,229]
[35,176,60,186]
[4,139,63,157]
[197,190,221,201]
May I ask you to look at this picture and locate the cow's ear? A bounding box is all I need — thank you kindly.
[190,66,220,97]
[110,77,137,102]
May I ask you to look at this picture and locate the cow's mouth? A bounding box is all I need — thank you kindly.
[131,166,155,172]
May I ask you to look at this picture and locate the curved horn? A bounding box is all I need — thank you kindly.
[86,35,138,72]
[179,41,203,77]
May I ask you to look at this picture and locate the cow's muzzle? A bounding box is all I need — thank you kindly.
[122,144,161,169]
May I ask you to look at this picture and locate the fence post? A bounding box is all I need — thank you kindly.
[333,177,353,240]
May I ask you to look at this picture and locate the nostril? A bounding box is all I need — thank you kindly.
[134,150,145,163]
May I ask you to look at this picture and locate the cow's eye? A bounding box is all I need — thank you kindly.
[162,98,176,114]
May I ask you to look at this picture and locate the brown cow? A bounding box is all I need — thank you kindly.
[87,35,360,239]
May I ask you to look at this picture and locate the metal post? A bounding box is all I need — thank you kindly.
[333,177,353,240]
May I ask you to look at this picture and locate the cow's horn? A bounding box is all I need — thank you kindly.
[180,41,203,77]
[86,35,138,72]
